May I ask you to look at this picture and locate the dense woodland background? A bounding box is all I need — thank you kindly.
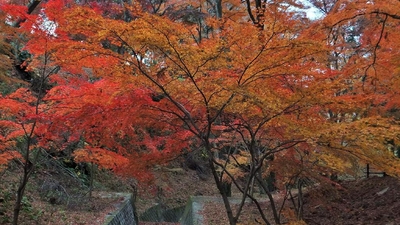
[1,0,400,224]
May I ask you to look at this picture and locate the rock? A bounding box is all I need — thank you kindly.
[377,187,389,196]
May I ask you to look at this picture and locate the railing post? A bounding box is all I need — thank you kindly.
[366,164,370,178]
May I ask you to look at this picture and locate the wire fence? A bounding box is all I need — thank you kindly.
[364,164,387,178]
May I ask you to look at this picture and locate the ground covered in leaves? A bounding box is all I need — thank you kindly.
[142,158,400,225]
[0,160,132,225]
[1,157,400,225]
[137,168,400,225]
[303,176,400,225]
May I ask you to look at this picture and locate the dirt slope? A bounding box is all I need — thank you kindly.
[303,176,400,225]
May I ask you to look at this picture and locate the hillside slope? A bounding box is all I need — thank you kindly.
[303,176,400,225]
[1,158,399,225]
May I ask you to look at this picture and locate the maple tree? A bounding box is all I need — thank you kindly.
[0,59,54,225]
[16,1,325,224]
[1,0,400,224]
[0,1,62,223]
[303,0,400,176]
[0,1,202,223]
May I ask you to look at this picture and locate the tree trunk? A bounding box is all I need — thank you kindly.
[89,163,95,200]
[297,180,304,220]
[13,137,36,225]
[256,171,280,224]
[13,168,30,225]
[215,0,223,19]
[205,141,236,225]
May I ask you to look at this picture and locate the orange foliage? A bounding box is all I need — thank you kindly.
[1,0,400,187]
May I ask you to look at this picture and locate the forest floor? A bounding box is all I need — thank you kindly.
[0,160,134,225]
[140,163,400,225]
[302,175,400,225]
[1,158,400,225]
